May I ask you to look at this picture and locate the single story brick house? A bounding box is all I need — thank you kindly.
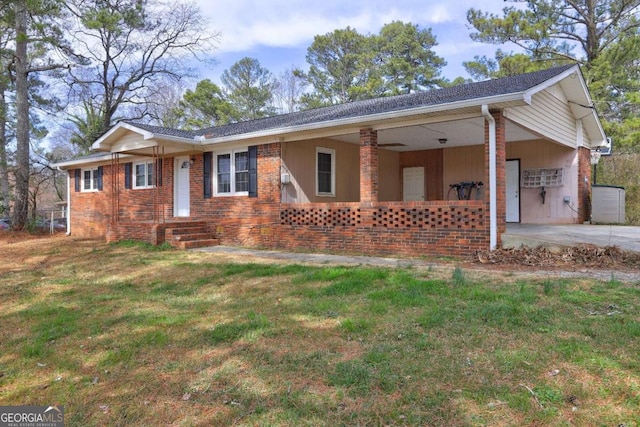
[54,64,607,256]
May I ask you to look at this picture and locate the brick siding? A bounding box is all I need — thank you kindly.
[278,201,488,257]
[577,146,592,223]
[69,137,495,256]
[359,128,378,203]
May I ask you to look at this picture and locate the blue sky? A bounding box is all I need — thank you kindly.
[194,0,515,83]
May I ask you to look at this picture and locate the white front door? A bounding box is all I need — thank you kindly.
[403,167,425,201]
[506,159,520,222]
[174,156,190,217]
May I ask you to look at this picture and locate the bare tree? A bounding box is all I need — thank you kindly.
[66,0,219,148]
[272,67,307,114]
[139,77,188,128]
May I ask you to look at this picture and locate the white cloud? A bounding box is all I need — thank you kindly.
[195,0,498,54]
[194,0,515,79]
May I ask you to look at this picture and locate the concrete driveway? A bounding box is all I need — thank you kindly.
[503,224,640,253]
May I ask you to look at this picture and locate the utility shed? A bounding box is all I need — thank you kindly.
[592,185,626,224]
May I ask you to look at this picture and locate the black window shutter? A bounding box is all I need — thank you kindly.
[248,145,258,198]
[74,169,80,192]
[157,158,163,187]
[203,152,212,199]
[97,166,103,191]
[124,162,132,189]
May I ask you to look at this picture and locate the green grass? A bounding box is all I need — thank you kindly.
[1,237,639,426]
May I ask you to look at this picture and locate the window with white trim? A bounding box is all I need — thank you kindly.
[133,161,154,189]
[316,147,335,196]
[214,149,249,196]
[82,168,99,192]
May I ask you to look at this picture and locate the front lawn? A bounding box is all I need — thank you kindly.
[1,236,638,426]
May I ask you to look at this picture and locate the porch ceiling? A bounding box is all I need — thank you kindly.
[329,116,540,151]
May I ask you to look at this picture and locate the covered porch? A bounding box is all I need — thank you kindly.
[276,100,589,256]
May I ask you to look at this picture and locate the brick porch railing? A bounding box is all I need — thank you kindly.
[278,200,489,257]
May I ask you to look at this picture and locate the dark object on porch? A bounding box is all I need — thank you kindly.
[448,181,483,201]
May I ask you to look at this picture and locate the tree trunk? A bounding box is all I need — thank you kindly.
[13,0,30,230]
[0,84,10,217]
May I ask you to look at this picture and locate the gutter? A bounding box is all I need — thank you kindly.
[481,105,497,250]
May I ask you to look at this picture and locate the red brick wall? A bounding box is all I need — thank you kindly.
[359,129,378,203]
[577,146,591,223]
[278,201,489,257]
[70,159,172,239]
[69,168,112,238]
[190,144,282,248]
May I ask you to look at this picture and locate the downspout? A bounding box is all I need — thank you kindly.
[481,105,497,250]
[58,166,71,235]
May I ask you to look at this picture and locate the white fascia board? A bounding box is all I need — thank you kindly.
[524,64,606,146]
[110,139,159,152]
[52,153,133,170]
[91,122,152,150]
[91,122,200,151]
[143,133,201,145]
[523,64,581,102]
[201,93,527,145]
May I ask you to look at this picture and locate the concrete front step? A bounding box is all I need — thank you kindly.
[170,232,212,241]
[167,227,209,236]
[170,238,220,250]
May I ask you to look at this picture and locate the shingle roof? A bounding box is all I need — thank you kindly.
[121,121,198,139]
[127,64,577,141]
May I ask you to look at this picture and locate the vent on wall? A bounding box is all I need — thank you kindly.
[521,168,564,188]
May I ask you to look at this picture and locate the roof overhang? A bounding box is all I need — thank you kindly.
[523,64,607,148]
[91,122,203,155]
[52,153,121,170]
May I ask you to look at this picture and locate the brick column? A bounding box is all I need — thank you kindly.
[484,110,507,241]
[360,128,378,204]
[577,146,591,223]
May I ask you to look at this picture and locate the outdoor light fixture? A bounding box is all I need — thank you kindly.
[438,138,448,144]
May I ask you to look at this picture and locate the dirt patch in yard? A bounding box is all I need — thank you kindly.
[0,232,101,276]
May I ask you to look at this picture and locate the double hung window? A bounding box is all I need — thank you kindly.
[215,149,249,196]
[82,168,99,192]
[316,147,335,197]
[133,162,154,189]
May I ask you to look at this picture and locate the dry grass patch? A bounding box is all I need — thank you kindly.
[0,234,639,426]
